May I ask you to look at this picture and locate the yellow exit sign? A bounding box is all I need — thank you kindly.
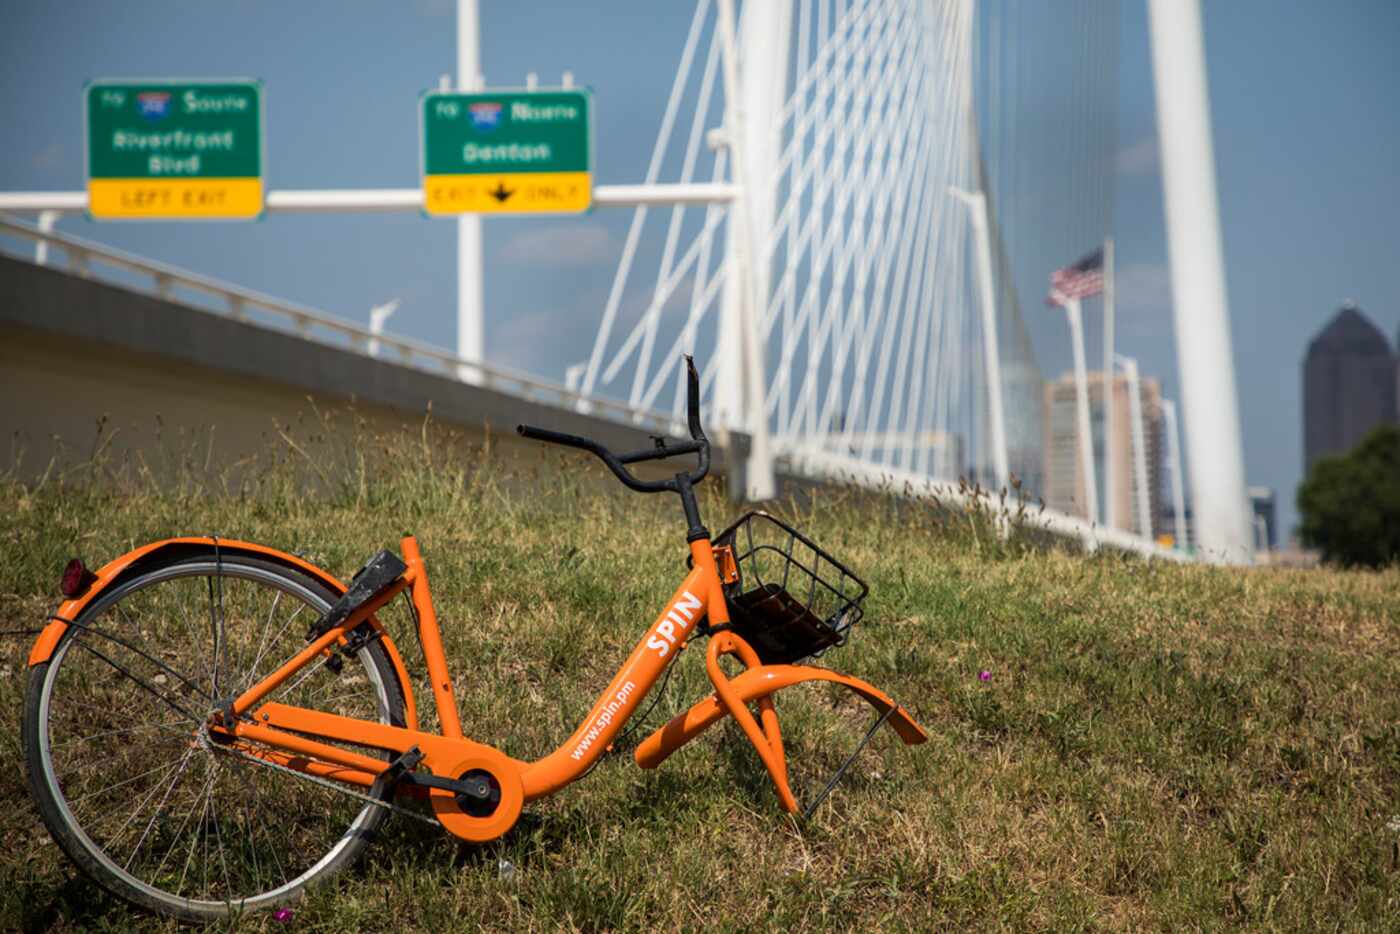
[421,89,592,216]
[423,172,591,215]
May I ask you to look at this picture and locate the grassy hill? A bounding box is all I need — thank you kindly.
[1,417,1397,930]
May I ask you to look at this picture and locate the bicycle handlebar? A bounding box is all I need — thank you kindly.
[516,356,711,495]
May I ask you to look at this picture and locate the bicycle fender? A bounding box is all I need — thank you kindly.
[27,537,420,730]
[634,664,927,770]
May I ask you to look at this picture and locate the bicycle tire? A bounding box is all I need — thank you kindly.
[22,552,408,922]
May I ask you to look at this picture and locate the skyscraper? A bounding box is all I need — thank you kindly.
[1302,303,1398,472]
[1043,372,1163,538]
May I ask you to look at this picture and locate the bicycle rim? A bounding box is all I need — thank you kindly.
[26,555,405,920]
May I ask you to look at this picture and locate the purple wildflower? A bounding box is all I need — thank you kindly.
[978,670,992,682]
[273,908,294,923]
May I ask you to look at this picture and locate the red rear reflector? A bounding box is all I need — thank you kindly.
[61,558,96,598]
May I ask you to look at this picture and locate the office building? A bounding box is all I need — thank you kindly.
[1302,303,1398,472]
[1043,371,1163,538]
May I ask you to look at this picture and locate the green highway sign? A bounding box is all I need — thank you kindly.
[421,89,592,215]
[85,79,264,219]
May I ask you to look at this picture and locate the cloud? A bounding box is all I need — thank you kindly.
[1115,136,1158,176]
[498,223,616,266]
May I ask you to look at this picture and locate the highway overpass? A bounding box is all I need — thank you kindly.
[0,248,751,494]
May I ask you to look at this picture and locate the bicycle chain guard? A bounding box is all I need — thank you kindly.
[423,751,524,842]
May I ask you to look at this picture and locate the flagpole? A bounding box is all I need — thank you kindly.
[1102,237,1116,530]
[1064,296,1100,525]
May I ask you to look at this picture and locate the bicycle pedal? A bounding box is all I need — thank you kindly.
[306,549,408,642]
[384,745,425,782]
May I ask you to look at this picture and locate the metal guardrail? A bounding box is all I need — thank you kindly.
[0,212,688,438]
[778,444,1192,562]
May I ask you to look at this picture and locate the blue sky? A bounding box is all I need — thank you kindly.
[1114,0,1400,537]
[3,1,1398,538]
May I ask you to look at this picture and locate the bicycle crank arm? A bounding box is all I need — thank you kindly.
[398,769,497,803]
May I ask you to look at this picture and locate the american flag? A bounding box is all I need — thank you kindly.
[1047,247,1105,305]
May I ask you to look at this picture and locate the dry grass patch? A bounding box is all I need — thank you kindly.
[0,417,1397,930]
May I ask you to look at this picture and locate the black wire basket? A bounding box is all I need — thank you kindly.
[712,512,868,665]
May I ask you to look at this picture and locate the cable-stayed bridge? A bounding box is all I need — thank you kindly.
[0,0,1252,562]
[580,0,984,496]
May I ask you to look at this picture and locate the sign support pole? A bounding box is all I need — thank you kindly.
[457,0,484,385]
[716,0,776,500]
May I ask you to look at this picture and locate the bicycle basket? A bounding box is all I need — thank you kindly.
[712,512,868,665]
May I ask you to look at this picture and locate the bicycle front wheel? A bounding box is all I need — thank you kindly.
[23,551,408,922]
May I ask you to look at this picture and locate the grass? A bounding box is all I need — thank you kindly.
[1,410,1398,931]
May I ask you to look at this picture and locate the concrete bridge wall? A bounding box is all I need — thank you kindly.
[0,254,746,494]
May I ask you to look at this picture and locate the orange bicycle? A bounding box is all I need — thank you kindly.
[22,358,926,921]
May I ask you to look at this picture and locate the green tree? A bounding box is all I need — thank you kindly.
[1297,423,1400,567]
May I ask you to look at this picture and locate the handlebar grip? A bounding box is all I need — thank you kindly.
[518,423,674,493]
[519,356,710,492]
[516,424,598,453]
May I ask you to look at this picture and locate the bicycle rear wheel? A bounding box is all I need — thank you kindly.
[23,551,407,922]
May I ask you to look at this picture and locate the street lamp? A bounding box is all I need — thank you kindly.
[1114,354,1153,538]
[368,299,400,358]
[564,362,586,393]
[1052,291,1099,525]
[949,186,1009,493]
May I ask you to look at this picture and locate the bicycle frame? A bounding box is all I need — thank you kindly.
[32,532,926,843]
